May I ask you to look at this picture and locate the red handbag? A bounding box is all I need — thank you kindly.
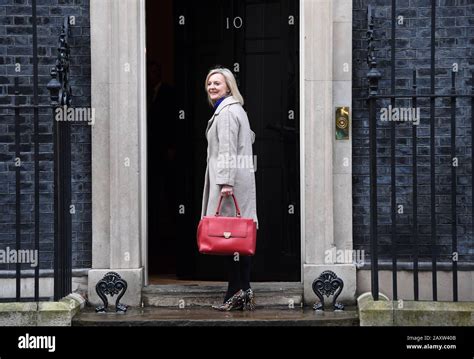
[197,194,257,256]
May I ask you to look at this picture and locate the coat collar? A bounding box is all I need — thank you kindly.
[213,95,240,115]
[206,96,240,136]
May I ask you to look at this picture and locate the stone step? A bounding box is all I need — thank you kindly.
[72,307,359,326]
[142,282,304,308]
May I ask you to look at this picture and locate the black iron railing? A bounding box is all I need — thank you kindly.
[366,2,474,302]
[48,16,73,302]
[0,5,73,302]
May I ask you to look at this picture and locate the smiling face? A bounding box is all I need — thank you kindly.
[207,73,229,103]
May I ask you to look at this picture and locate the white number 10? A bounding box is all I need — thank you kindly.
[226,16,243,29]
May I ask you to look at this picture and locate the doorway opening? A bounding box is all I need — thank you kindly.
[146,0,178,282]
[146,0,301,284]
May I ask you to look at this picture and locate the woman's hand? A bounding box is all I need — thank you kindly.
[221,185,233,196]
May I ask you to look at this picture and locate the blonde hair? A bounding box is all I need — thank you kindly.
[204,67,244,108]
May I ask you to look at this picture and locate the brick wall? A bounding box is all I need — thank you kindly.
[352,0,473,262]
[0,0,91,269]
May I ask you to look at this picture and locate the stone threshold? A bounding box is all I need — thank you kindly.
[142,282,304,307]
[72,306,359,326]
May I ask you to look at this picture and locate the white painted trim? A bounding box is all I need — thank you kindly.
[139,0,148,286]
[139,1,305,284]
[299,0,305,284]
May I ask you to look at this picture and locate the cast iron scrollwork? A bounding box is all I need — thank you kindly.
[312,270,344,311]
[95,272,129,313]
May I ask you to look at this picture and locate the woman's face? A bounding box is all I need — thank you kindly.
[207,73,229,102]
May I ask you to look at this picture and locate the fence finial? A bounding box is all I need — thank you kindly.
[367,5,381,97]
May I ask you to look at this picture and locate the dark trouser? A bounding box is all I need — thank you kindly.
[224,255,252,302]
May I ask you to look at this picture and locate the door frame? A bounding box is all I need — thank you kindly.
[298,0,305,285]
[140,0,149,285]
[90,0,356,304]
[141,0,305,285]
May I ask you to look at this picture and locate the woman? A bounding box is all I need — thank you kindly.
[201,66,258,311]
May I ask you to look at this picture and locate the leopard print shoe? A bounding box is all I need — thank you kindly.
[211,290,246,311]
[244,288,256,311]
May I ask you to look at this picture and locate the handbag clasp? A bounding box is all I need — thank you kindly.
[223,232,231,238]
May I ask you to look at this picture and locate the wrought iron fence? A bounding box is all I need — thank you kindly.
[366,1,474,301]
[0,4,73,302]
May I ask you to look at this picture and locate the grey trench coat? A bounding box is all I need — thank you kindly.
[200,95,259,229]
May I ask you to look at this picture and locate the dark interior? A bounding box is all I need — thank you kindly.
[146,0,300,282]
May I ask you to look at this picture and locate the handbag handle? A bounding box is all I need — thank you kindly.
[214,194,241,217]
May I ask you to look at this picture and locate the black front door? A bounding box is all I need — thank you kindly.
[146,0,300,281]
[173,0,300,281]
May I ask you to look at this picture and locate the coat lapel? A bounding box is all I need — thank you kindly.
[205,96,240,137]
[205,115,215,136]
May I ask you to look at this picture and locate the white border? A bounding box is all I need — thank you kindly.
[139,0,148,286]
[299,0,305,284]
